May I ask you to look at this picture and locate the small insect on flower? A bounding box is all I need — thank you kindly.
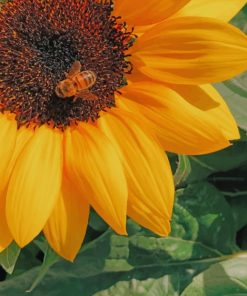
[0,0,246,263]
[55,60,97,102]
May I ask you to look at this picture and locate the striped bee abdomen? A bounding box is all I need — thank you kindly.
[76,71,96,89]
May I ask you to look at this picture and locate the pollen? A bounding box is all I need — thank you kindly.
[0,0,135,128]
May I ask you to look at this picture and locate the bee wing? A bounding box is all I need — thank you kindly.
[74,90,98,101]
[66,60,82,77]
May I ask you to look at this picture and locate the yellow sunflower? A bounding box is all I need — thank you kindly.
[0,0,246,261]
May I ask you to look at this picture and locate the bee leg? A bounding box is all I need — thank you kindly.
[72,90,98,102]
[80,90,98,101]
[78,90,87,97]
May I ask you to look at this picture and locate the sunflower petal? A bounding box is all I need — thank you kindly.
[0,120,32,251]
[174,0,247,22]
[0,115,18,251]
[131,17,247,84]
[113,0,190,26]
[6,126,62,247]
[64,124,128,235]
[0,114,17,192]
[44,176,89,261]
[170,84,240,140]
[2,127,34,193]
[119,82,230,155]
[128,195,171,236]
[98,110,174,236]
[0,192,12,252]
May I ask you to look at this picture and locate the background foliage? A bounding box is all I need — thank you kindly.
[0,2,246,295]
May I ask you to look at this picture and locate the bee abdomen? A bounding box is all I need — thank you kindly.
[77,71,96,89]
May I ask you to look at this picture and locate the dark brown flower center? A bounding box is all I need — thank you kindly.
[0,0,135,128]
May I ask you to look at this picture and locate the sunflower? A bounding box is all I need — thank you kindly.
[0,0,246,261]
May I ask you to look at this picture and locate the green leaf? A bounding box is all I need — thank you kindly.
[89,209,108,232]
[26,244,61,293]
[231,7,247,33]
[186,141,247,182]
[170,203,199,241]
[128,235,222,265]
[0,242,20,274]
[176,182,237,253]
[239,227,247,250]
[239,129,247,141]
[33,235,49,253]
[0,216,232,296]
[0,184,238,294]
[6,244,42,280]
[225,194,247,232]
[174,155,191,187]
[0,170,243,295]
[181,253,247,296]
[94,274,180,296]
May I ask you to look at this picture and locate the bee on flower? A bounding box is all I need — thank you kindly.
[0,0,246,261]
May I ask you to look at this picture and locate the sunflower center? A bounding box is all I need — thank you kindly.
[0,0,135,128]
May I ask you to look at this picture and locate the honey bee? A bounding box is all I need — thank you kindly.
[55,60,97,101]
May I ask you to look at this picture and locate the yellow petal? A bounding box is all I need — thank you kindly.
[2,127,34,193]
[170,84,240,140]
[131,17,247,84]
[0,192,12,252]
[0,127,34,251]
[0,119,30,251]
[44,176,89,261]
[64,124,128,235]
[118,82,230,155]
[0,113,17,252]
[113,0,190,26]
[134,24,156,38]
[0,114,17,193]
[98,109,174,236]
[6,125,63,247]
[128,194,171,236]
[174,0,247,22]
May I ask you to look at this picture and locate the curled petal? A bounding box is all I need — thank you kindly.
[170,84,240,141]
[118,82,231,155]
